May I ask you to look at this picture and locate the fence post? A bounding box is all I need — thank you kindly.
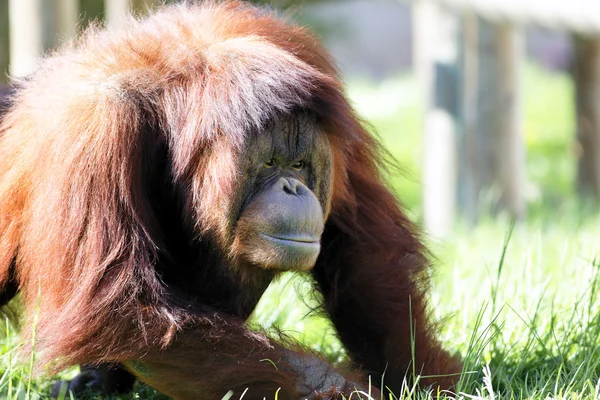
[8,0,45,77]
[495,23,524,218]
[573,35,600,200]
[415,0,459,237]
[459,18,524,220]
[55,0,79,44]
[106,0,131,29]
[457,13,477,221]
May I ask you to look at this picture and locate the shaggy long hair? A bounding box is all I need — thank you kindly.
[0,1,460,397]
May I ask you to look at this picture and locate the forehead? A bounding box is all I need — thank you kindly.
[248,111,319,158]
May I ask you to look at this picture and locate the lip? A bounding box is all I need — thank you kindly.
[260,233,320,246]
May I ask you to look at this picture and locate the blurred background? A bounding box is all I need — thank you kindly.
[1,0,599,236]
[3,1,600,397]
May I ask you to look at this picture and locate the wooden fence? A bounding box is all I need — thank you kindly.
[413,0,600,235]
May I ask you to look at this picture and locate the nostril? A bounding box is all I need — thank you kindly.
[282,182,294,195]
[281,178,301,196]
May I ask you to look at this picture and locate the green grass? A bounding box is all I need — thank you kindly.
[2,64,600,399]
[253,217,600,400]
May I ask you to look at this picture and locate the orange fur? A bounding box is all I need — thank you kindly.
[0,1,461,398]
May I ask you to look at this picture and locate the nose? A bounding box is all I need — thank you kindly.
[280,177,306,196]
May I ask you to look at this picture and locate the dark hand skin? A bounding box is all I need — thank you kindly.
[51,365,135,398]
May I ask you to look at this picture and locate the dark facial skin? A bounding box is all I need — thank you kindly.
[232,111,332,272]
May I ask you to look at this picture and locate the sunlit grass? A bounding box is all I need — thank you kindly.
[252,216,600,399]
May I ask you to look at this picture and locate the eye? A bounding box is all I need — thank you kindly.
[291,160,304,170]
[264,158,276,168]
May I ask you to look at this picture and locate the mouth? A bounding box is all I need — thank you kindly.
[253,232,322,271]
[260,233,320,246]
